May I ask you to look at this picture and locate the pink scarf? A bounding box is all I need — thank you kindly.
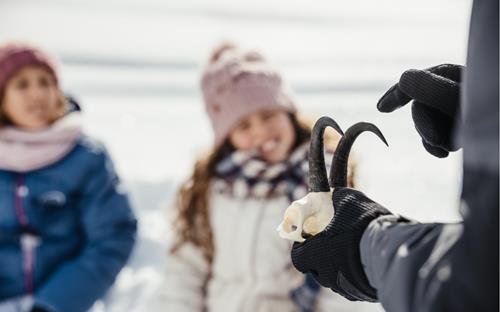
[0,113,83,172]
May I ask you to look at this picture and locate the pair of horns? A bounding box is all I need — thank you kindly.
[309,117,388,192]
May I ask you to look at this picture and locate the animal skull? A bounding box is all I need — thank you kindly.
[277,117,388,243]
[277,191,334,242]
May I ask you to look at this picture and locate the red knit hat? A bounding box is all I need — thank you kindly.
[0,42,59,99]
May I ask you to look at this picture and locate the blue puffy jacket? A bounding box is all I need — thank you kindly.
[0,136,137,312]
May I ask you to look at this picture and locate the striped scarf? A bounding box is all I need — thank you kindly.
[214,142,309,201]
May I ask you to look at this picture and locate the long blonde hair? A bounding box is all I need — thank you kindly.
[170,113,356,263]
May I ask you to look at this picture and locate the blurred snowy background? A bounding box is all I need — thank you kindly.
[0,0,470,310]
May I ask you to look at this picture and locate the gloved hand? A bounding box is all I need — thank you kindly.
[377,64,463,157]
[291,187,393,302]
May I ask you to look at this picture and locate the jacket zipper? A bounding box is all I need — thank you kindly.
[14,174,39,294]
[240,199,266,311]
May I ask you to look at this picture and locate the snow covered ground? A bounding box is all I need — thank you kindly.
[0,0,470,310]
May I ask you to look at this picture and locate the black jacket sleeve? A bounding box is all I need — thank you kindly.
[361,167,498,311]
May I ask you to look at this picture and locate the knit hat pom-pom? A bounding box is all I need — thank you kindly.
[209,42,238,64]
[242,51,265,63]
[208,42,266,65]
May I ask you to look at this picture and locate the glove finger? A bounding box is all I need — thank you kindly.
[291,241,313,274]
[292,236,338,289]
[421,139,449,158]
[399,69,460,117]
[376,83,413,113]
[411,102,456,150]
[425,63,464,83]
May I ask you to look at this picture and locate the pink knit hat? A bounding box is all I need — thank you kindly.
[201,44,296,146]
[0,42,59,99]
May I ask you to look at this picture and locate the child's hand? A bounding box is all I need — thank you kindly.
[377,64,463,157]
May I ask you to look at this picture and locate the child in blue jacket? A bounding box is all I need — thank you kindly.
[0,43,137,312]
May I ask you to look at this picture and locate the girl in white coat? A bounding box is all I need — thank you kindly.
[161,43,361,312]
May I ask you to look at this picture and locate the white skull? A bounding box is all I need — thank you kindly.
[277,191,334,242]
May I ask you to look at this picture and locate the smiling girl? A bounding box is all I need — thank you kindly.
[158,44,357,312]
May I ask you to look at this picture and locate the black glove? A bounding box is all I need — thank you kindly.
[291,187,393,302]
[377,64,463,158]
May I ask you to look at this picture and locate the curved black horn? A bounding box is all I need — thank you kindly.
[330,122,388,188]
[309,117,344,192]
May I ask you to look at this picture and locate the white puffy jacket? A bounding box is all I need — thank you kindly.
[154,186,380,312]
